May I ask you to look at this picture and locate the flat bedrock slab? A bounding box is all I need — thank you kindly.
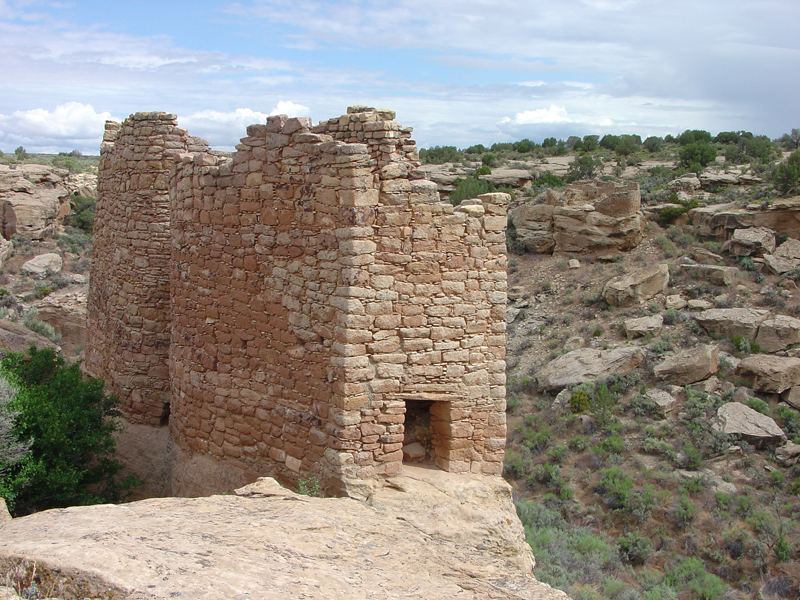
[754,315,800,352]
[0,467,567,600]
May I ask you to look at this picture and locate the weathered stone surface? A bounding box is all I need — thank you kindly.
[0,320,60,355]
[713,402,786,445]
[775,237,800,260]
[509,181,644,255]
[666,294,687,309]
[699,171,739,188]
[537,346,645,391]
[646,388,676,418]
[691,198,800,241]
[736,355,800,393]
[654,344,718,385]
[20,253,62,279]
[0,468,567,600]
[687,299,713,310]
[763,253,800,274]
[624,314,663,339]
[676,469,736,495]
[695,308,770,341]
[603,263,669,307]
[678,263,739,286]
[34,289,87,357]
[0,498,9,524]
[775,442,800,466]
[0,238,12,270]
[402,442,425,461]
[754,315,800,352]
[726,227,775,257]
[781,386,800,410]
[508,203,555,253]
[669,173,701,193]
[0,164,71,239]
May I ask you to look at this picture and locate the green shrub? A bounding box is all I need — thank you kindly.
[569,390,590,414]
[673,494,697,529]
[0,346,135,515]
[679,142,717,172]
[449,176,496,205]
[420,145,462,164]
[21,308,61,344]
[297,476,321,497]
[64,195,96,234]
[565,154,598,182]
[595,466,634,510]
[774,149,800,196]
[618,531,652,565]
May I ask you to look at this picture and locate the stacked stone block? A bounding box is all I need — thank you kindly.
[89,107,508,495]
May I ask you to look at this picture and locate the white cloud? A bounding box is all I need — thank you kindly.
[269,100,310,117]
[507,106,573,125]
[0,102,113,153]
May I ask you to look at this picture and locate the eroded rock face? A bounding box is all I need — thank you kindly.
[726,227,776,257]
[695,308,770,341]
[646,388,676,418]
[537,346,645,391]
[736,355,800,393]
[713,402,786,446]
[0,320,60,355]
[603,263,669,307]
[691,198,800,241]
[0,467,568,600]
[754,315,800,352]
[0,165,72,240]
[509,181,644,255]
[34,288,88,358]
[677,263,739,286]
[653,344,719,385]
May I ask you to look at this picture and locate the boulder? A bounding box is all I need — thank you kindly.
[781,386,800,410]
[0,237,12,270]
[694,308,770,341]
[624,314,663,339]
[20,252,63,279]
[754,315,800,352]
[537,346,645,391]
[775,442,800,467]
[666,294,687,310]
[687,299,713,310]
[401,442,425,462]
[736,355,800,393]
[677,264,739,286]
[603,263,669,307]
[699,171,739,188]
[645,388,676,418]
[654,344,718,385]
[775,237,800,260]
[669,174,701,193]
[726,227,776,257]
[763,253,800,275]
[713,402,786,446]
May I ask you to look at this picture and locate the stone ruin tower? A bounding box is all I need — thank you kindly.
[85,106,509,497]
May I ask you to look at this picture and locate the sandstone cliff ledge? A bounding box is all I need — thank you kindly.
[0,466,566,600]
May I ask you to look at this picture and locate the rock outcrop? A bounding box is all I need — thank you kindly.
[653,344,719,385]
[736,355,800,393]
[694,308,770,341]
[0,165,72,239]
[537,346,645,391]
[0,467,567,600]
[691,198,800,241]
[34,288,88,357]
[0,320,60,355]
[754,315,800,352]
[603,263,669,307]
[509,181,644,255]
[20,253,62,279]
[713,402,786,446]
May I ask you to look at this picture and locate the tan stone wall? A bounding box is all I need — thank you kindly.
[89,107,508,495]
[85,113,209,425]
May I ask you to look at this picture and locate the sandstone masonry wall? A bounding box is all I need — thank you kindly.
[88,107,508,496]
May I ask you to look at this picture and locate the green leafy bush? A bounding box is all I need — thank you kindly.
[419,145,463,164]
[535,172,565,187]
[21,308,61,344]
[0,346,135,515]
[449,176,495,205]
[64,195,96,234]
[618,531,652,565]
[565,154,598,182]
[679,142,717,172]
[569,390,590,413]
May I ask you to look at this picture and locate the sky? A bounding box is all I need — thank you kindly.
[0,0,797,154]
